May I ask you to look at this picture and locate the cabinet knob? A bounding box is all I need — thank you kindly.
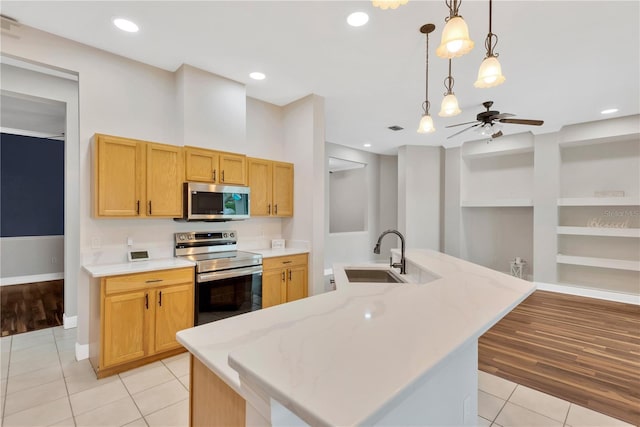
[158,291,162,307]
[288,269,292,281]
[281,271,285,282]
[136,200,140,215]
[213,170,216,182]
[148,201,152,215]
[274,204,278,215]
[268,204,271,215]
[145,294,149,309]
[221,170,225,182]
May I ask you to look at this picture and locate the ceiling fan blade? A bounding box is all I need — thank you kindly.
[445,120,479,129]
[447,123,481,139]
[492,113,515,120]
[499,118,544,126]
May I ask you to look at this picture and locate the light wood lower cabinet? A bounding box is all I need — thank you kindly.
[90,267,194,378]
[262,253,308,308]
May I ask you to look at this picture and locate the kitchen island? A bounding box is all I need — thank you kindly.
[176,249,535,426]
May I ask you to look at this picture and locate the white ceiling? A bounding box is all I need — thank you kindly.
[2,1,638,154]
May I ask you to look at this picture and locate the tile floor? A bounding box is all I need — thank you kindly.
[0,327,634,427]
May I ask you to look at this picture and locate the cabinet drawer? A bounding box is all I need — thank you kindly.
[263,253,308,271]
[104,267,193,295]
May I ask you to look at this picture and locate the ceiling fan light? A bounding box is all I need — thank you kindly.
[417,114,436,133]
[436,16,474,58]
[439,94,461,117]
[474,56,506,88]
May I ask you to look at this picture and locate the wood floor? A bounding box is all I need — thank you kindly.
[0,280,64,337]
[479,290,640,425]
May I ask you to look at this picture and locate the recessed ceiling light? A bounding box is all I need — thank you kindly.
[363,143,372,148]
[249,72,266,80]
[600,108,619,115]
[113,18,139,33]
[347,12,369,27]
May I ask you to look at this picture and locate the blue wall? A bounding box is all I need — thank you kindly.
[1,133,64,237]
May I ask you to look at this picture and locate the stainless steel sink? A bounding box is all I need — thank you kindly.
[344,268,405,283]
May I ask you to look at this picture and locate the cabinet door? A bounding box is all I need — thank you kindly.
[95,135,143,217]
[286,265,308,303]
[154,283,194,353]
[146,143,183,217]
[219,153,247,185]
[247,158,272,216]
[272,162,294,217]
[185,147,219,183]
[103,290,149,367]
[262,269,285,308]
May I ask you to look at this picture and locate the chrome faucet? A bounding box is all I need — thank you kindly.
[373,229,406,274]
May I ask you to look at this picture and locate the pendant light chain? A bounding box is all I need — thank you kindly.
[425,28,431,114]
[485,0,499,58]
[444,59,455,94]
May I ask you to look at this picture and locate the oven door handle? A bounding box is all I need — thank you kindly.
[197,266,263,282]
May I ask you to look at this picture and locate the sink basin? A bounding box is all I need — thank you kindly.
[344,268,405,283]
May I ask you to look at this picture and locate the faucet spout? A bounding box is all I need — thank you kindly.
[373,229,406,274]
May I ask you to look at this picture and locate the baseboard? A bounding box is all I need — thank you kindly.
[0,272,64,286]
[75,342,89,361]
[535,282,640,305]
[63,313,77,329]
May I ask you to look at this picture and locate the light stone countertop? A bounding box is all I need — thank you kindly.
[177,248,536,426]
[82,258,195,278]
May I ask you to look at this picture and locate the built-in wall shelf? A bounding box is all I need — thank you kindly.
[556,254,640,272]
[557,226,640,238]
[557,197,640,206]
[461,199,533,208]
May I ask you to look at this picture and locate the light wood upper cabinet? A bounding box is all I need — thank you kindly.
[248,158,294,217]
[93,134,182,218]
[95,134,143,217]
[146,143,183,217]
[262,253,308,308]
[184,146,246,185]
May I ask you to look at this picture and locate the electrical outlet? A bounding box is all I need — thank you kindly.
[91,237,101,249]
[127,237,133,247]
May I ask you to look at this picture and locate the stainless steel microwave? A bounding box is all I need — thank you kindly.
[178,182,250,221]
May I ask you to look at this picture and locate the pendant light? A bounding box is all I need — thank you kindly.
[417,24,436,134]
[475,0,506,88]
[439,59,461,117]
[436,0,474,59]
[372,0,408,10]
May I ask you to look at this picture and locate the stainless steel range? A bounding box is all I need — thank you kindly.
[174,230,262,326]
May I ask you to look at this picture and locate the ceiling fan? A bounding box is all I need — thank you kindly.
[446,101,544,139]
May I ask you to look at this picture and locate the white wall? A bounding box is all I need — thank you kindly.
[329,168,366,233]
[324,142,394,268]
[397,146,442,250]
[0,236,64,283]
[2,25,322,351]
[282,95,325,295]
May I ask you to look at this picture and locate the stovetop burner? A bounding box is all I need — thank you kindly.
[174,231,262,273]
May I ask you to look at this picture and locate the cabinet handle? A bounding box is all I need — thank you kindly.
[281,271,285,282]
[136,200,140,215]
[158,291,162,307]
[282,261,292,264]
[274,204,278,215]
[221,170,225,182]
[288,269,292,281]
[145,279,163,283]
[148,201,152,215]
[213,170,216,182]
[145,294,149,309]
[268,204,271,215]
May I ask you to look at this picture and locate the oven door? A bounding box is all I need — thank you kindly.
[195,266,262,326]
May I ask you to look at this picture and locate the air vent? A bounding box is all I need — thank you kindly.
[388,125,404,131]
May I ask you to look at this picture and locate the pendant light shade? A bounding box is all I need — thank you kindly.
[417,113,436,133]
[475,0,506,88]
[474,56,505,88]
[438,59,462,117]
[372,0,408,10]
[439,94,461,117]
[417,24,436,134]
[436,16,474,58]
